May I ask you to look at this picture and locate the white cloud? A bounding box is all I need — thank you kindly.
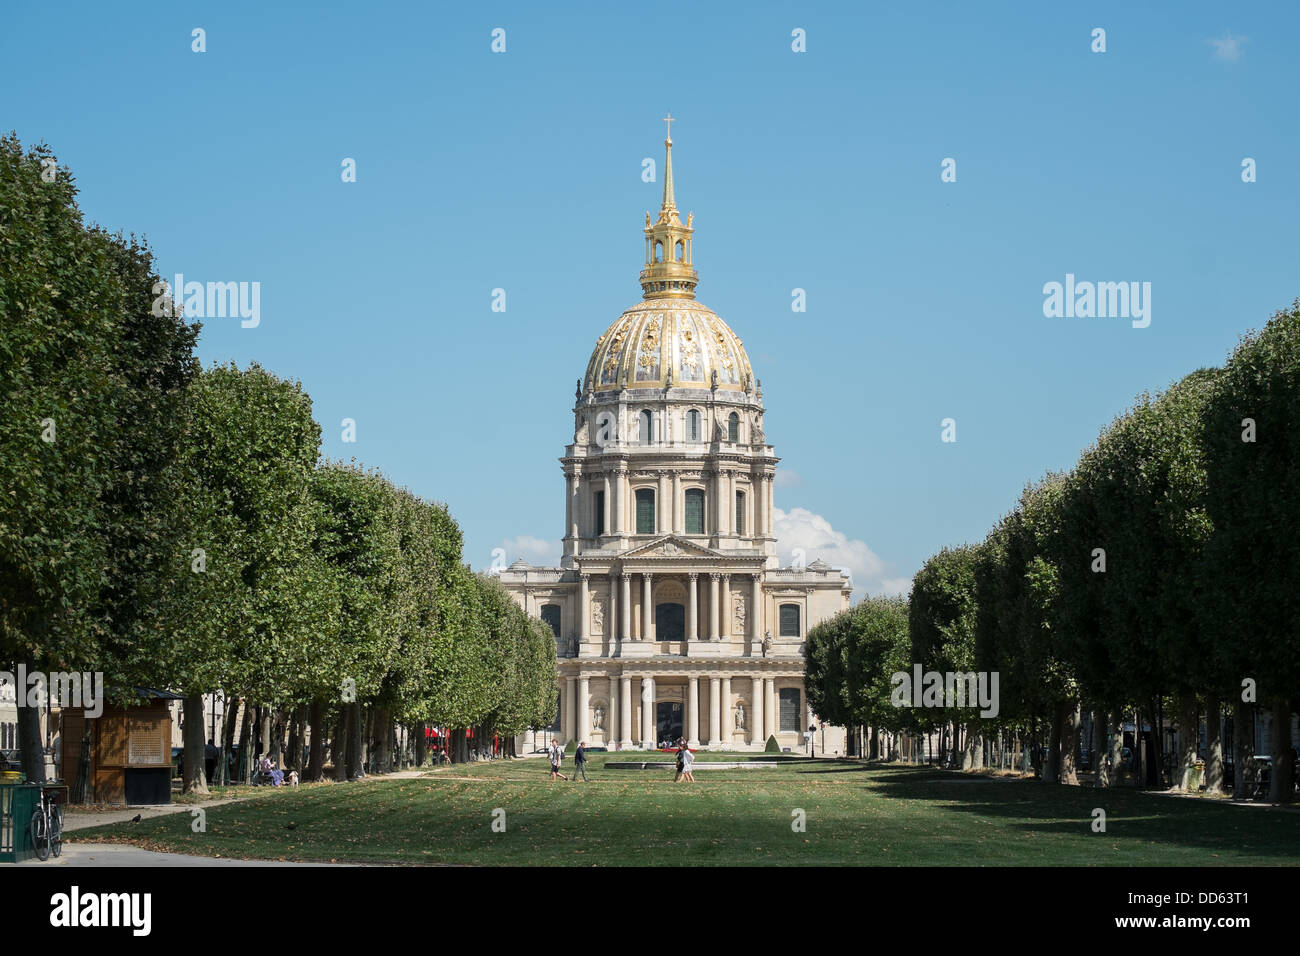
[772,506,910,602]
[1208,31,1246,62]
[499,534,561,569]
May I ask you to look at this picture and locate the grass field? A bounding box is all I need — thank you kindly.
[70,755,1300,866]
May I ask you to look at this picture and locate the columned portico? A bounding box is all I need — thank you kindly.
[577,676,590,742]
[621,573,632,645]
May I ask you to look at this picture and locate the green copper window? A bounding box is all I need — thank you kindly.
[728,412,739,443]
[779,688,801,733]
[594,490,605,536]
[636,489,655,534]
[735,491,745,535]
[685,488,705,535]
[779,603,800,637]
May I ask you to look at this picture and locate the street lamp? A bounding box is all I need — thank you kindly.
[807,723,817,758]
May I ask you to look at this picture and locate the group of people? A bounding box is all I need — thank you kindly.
[544,737,695,783]
[548,739,589,782]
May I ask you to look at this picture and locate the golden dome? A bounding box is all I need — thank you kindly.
[583,298,754,394]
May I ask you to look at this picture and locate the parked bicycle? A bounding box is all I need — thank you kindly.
[30,782,64,861]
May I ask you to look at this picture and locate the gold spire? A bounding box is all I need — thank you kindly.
[641,115,697,299]
[660,112,678,221]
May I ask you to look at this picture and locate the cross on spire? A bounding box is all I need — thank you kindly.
[663,112,675,142]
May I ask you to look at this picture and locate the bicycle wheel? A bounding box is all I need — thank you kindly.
[50,806,63,858]
[30,808,48,862]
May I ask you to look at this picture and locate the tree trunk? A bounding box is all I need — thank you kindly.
[347,701,364,780]
[1268,698,1294,804]
[260,708,272,761]
[1205,698,1224,795]
[1232,700,1254,799]
[1092,710,1108,787]
[1059,699,1080,785]
[1176,694,1198,792]
[308,700,325,781]
[237,702,254,783]
[71,717,93,803]
[1043,711,1062,784]
[17,701,45,783]
[182,693,210,795]
[414,721,428,767]
[372,704,392,774]
[333,711,350,781]
[219,695,239,786]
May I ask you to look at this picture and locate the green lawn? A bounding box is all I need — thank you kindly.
[70,756,1300,866]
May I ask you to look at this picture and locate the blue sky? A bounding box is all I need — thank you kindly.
[5,2,1296,597]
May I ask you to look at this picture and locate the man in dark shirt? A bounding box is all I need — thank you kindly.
[572,741,589,782]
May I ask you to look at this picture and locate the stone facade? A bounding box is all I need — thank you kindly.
[499,123,850,752]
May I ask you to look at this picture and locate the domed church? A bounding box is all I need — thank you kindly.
[500,120,850,752]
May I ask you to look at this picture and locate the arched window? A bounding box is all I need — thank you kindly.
[639,409,653,445]
[779,603,800,637]
[654,241,663,263]
[686,409,700,442]
[635,489,656,534]
[674,240,684,261]
[684,488,705,535]
[728,412,739,443]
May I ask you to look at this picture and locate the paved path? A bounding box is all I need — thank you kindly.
[18,843,340,867]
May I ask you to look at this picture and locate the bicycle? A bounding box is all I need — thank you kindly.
[30,782,64,861]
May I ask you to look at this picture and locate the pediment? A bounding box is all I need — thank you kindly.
[621,535,721,559]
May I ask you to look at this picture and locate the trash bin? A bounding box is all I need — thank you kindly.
[0,782,40,863]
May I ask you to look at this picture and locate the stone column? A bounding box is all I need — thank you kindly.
[759,476,769,538]
[565,676,576,743]
[720,573,731,641]
[687,677,700,748]
[566,472,577,541]
[606,677,617,748]
[612,466,624,535]
[750,675,764,746]
[620,676,633,749]
[711,469,722,536]
[688,572,699,641]
[750,574,762,652]
[578,573,590,646]
[603,473,612,535]
[719,470,730,536]
[658,472,670,534]
[641,676,656,749]
[621,573,632,644]
[709,677,721,746]
[764,678,777,741]
[642,572,653,641]
[607,574,618,646]
[577,675,590,743]
[709,573,720,640]
[721,677,732,742]
[672,473,683,534]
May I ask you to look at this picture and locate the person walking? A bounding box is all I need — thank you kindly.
[680,744,695,783]
[572,741,589,782]
[549,740,567,782]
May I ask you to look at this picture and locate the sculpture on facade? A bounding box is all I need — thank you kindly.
[592,703,606,731]
[591,599,604,633]
[735,701,746,730]
[733,593,746,633]
[762,630,772,658]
